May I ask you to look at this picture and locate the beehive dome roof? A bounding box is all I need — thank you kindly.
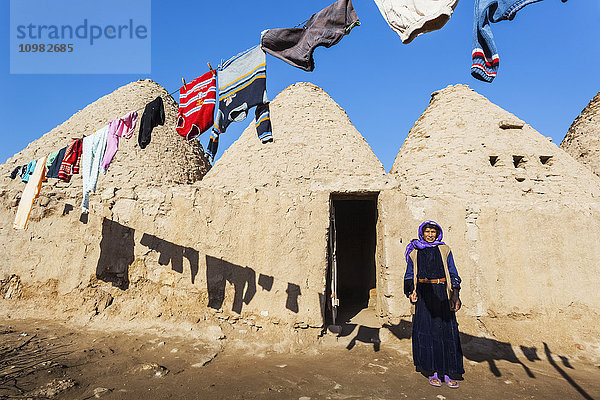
[391,84,600,207]
[560,90,600,178]
[203,82,386,192]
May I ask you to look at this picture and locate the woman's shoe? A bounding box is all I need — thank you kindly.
[428,372,442,387]
[444,375,459,388]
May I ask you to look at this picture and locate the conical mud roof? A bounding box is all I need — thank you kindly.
[391,84,600,207]
[202,82,386,192]
[1,79,211,187]
[560,91,600,177]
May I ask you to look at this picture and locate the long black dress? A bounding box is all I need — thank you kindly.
[411,247,464,377]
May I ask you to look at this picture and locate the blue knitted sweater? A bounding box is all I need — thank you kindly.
[471,0,547,82]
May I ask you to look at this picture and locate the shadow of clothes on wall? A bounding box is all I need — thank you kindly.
[140,234,199,284]
[96,218,134,290]
[62,203,73,216]
[286,283,301,313]
[205,256,257,314]
[258,274,274,291]
[338,323,380,352]
[520,345,541,362]
[382,321,412,341]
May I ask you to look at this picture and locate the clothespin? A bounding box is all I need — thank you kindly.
[208,62,217,76]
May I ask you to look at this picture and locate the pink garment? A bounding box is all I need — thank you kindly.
[100,110,139,172]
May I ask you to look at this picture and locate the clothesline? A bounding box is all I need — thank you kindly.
[13,0,563,165]
[10,74,209,185]
[122,63,213,128]
[10,0,569,231]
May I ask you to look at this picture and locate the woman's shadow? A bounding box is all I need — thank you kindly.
[383,319,534,378]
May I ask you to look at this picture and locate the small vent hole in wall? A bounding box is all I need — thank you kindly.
[539,156,553,166]
[513,155,526,168]
[489,156,499,166]
[515,177,525,182]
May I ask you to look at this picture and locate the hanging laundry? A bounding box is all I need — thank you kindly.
[471,0,546,82]
[255,103,271,141]
[138,97,165,149]
[46,150,60,169]
[13,155,47,230]
[9,165,26,180]
[261,0,360,72]
[177,70,217,140]
[46,147,67,179]
[373,0,459,44]
[9,166,19,179]
[206,132,219,162]
[208,103,272,161]
[210,45,273,160]
[101,110,139,172]
[59,138,83,182]
[19,165,28,179]
[21,160,37,183]
[81,126,109,213]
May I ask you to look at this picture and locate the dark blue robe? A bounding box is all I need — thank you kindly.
[405,246,464,377]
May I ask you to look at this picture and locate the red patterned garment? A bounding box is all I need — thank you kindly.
[58,138,83,182]
[176,70,217,140]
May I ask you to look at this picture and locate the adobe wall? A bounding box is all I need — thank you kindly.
[0,182,333,328]
[0,178,384,330]
[376,186,600,356]
[0,81,390,331]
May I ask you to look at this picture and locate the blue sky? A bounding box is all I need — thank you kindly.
[1,0,599,172]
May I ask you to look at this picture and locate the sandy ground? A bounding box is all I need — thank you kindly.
[0,316,599,400]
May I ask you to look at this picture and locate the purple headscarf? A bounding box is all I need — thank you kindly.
[404,220,445,263]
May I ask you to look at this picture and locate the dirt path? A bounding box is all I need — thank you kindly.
[0,319,598,399]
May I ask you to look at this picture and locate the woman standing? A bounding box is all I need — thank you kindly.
[404,221,464,388]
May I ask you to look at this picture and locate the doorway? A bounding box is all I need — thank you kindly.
[326,193,378,327]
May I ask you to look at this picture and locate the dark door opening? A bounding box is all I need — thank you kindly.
[326,194,378,326]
